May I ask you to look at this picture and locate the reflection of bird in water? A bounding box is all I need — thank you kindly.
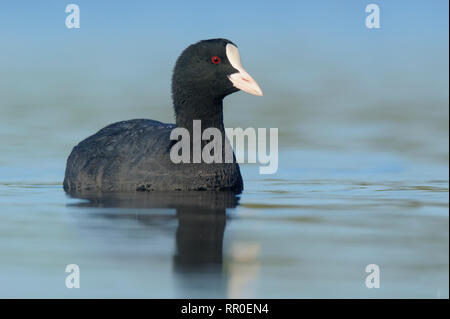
[173,204,226,271]
[66,190,239,297]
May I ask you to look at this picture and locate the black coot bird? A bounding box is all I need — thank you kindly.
[63,39,262,194]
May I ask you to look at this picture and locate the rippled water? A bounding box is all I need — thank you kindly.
[0,4,448,296]
[0,144,448,298]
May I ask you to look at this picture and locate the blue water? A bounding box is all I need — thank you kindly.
[0,147,447,298]
[0,0,448,298]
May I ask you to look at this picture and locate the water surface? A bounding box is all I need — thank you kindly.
[0,147,447,298]
[0,0,448,298]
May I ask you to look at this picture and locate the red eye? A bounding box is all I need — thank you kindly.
[211,56,220,64]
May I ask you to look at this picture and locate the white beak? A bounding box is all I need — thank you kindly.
[226,44,263,96]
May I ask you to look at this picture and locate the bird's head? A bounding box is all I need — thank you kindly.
[172,38,263,101]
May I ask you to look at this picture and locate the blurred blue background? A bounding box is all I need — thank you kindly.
[0,0,448,166]
[0,0,448,298]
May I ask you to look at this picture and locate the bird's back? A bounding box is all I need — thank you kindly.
[63,119,243,193]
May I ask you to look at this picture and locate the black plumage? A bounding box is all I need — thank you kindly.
[63,39,261,194]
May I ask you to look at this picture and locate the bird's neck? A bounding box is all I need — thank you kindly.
[172,92,237,166]
[174,94,225,133]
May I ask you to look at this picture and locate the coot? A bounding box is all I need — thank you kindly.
[63,39,262,193]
